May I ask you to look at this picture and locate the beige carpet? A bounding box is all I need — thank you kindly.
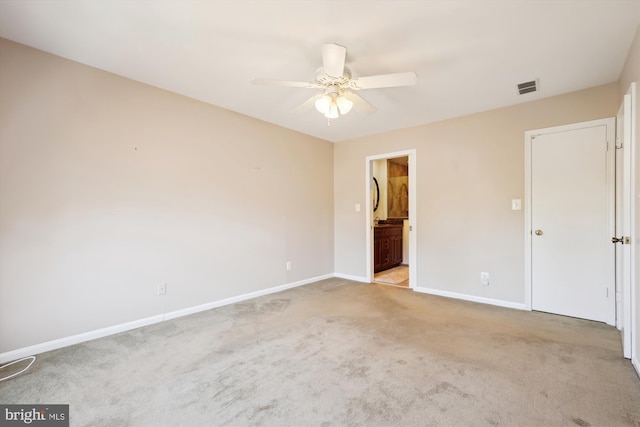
[1,278,639,426]
[374,265,409,285]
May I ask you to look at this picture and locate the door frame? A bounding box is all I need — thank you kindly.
[524,118,616,326]
[365,149,417,287]
[620,82,637,369]
[616,90,633,358]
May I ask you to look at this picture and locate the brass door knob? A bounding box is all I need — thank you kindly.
[534,229,543,236]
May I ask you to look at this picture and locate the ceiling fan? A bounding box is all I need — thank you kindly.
[252,43,418,121]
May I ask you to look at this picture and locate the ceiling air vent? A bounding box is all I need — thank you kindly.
[517,79,538,95]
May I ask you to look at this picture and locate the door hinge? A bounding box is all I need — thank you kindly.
[616,137,623,149]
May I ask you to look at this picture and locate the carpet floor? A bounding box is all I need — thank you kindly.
[1,278,639,426]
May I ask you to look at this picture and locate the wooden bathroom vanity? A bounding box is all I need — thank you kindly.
[374,223,403,273]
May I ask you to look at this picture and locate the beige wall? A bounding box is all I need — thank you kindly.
[0,39,334,354]
[619,27,639,100]
[334,83,620,304]
[618,26,640,370]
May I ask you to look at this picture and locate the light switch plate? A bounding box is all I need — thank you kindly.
[480,272,490,286]
[355,203,361,212]
[511,199,522,210]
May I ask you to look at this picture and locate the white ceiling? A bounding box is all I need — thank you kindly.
[1,1,639,143]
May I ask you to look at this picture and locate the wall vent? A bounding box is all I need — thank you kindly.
[517,79,538,95]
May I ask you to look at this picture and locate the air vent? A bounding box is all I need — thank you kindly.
[517,79,538,95]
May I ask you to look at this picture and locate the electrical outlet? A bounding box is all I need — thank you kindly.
[480,272,490,286]
[286,261,292,271]
[158,283,167,295]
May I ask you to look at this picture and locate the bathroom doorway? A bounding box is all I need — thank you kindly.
[365,150,417,288]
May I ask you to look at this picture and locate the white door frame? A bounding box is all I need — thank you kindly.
[524,118,616,326]
[621,82,637,368]
[365,149,417,287]
[617,89,634,358]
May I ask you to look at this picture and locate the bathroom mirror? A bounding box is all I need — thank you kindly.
[372,177,380,212]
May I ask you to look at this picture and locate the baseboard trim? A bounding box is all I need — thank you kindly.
[333,273,369,283]
[163,273,334,321]
[633,356,640,379]
[0,314,164,364]
[413,287,527,311]
[0,273,333,364]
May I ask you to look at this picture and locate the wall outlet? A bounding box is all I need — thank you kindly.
[480,272,490,286]
[286,261,292,271]
[158,283,167,295]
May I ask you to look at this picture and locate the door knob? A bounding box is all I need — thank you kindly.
[534,229,543,236]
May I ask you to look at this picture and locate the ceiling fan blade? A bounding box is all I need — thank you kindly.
[291,93,324,113]
[351,72,418,89]
[252,78,316,88]
[342,92,377,115]
[322,43,346,78]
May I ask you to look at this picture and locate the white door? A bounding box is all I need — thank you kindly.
[528,119,615,324]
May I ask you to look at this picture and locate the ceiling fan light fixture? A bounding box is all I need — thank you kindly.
[325,101,339,119]
[316,93,352,118]
[336,95,353,115]
[315,95,332,115]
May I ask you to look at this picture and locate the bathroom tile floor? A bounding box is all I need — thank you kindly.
[374,265,409,287]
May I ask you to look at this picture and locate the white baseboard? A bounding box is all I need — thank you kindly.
[413,286,528,311]
[333,273,369,283]
[0,314,164,364]
[163,273,334,321]
[0,273,333,364]
[633,356,640,379]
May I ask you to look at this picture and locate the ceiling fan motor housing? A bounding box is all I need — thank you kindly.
[315,66,352,89]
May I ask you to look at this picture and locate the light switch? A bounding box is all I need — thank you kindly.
[480,272,490,286]
[355,203,361,212]
[512,199,522,211]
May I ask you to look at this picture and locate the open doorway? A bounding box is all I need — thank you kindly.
[365,150,417,288]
